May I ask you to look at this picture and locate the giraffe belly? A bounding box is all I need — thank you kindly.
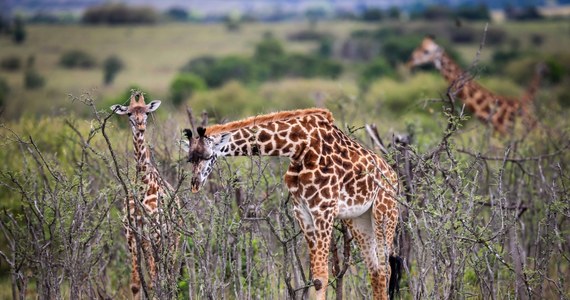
[336,198,373,219]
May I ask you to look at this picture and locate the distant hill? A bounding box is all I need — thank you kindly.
[3,0,565,18]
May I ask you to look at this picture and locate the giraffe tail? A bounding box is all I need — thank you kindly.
[389,255,403,300]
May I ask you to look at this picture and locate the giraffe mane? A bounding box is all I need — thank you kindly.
[205,108,334,136]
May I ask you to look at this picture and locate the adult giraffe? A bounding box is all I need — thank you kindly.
[408,36,545,134]
[111,91,180,299]
[182,108,401,299]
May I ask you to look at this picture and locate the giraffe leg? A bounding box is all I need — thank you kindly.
[372,195,398,300]
[127,228,142,300]
[141,236,157,291]
[293,203,334,300]
[344,208,389,300]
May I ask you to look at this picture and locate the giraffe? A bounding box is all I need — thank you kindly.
[408,36,545,134]
[111,91,180,299]
[182,108,400,300]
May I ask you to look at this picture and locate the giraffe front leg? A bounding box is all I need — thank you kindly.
[293,202,335,300]
[126,228,142,300]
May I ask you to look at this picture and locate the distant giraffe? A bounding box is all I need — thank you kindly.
[408,36,545,134]
[111,91,180,299]
[182,108,401,300]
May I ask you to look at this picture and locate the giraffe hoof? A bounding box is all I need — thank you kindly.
[131,284,140,295]
[313,279,322,291]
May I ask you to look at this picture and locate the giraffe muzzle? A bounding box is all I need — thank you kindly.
[191,179,201,193]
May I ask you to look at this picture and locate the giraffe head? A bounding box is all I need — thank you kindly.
[407,36,444,69]
[182,127,230,193]
[110,91,161,132]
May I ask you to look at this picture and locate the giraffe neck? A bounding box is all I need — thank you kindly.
[434,52,521,133]
[132,129,159,184]
[521,65,544,105]
[213,114,327,161]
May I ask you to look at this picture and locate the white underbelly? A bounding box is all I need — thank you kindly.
[336,199,373,219]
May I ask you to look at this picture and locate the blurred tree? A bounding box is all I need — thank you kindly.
[0,76,9,108]
[254,34,285,62]
[387,6,401,20]
[82,4,158,25]
[361,8,384,22]
[317,38,334,58]
[60,50,97,69]
[224,12,241,31]
[24,69,45,90]
[181,56,217,76]
[455,4,490,21]
[12,16,26,44]
[0,55,21,71]
[103,55,124,85]
[0,15,11,34]
[166,7,188,21]
[422,5,453,20]
[170,73,206,106]
[306,6,327,28]
[359,57,394,88]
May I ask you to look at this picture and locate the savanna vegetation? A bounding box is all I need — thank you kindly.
[0,4,569,299]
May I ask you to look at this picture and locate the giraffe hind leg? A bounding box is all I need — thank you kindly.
[372,195,399,300]
[344,209,389,300]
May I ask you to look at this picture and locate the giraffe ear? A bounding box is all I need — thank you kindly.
[197,127,206,138]
[110,104,129,115]
[183,128,193,140]
[146,100,161,112]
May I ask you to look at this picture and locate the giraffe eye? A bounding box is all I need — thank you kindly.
[423,50,429,54]
[127,112,132,116]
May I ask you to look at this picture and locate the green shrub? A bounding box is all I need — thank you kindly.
[363,72,447,115]
[170,73,207,106]
[359,57,395,88]
[24,69,45,90]
[317,37,334,58]
[284,53,342,79]
[207,56,263,87]
[381,35,424,67]
[259,78,359,112]
[0,55,21,71]
[180,56,217,77]
[60,50,97,69]
[102,55,124,85]
[189,81,264,120]
[254,36,285,62]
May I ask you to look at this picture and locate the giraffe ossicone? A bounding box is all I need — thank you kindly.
[184,108,401,300]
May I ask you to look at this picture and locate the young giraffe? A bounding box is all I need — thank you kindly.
[111,91,180,299]
[182,108,400,300]
[408,36,545,134]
